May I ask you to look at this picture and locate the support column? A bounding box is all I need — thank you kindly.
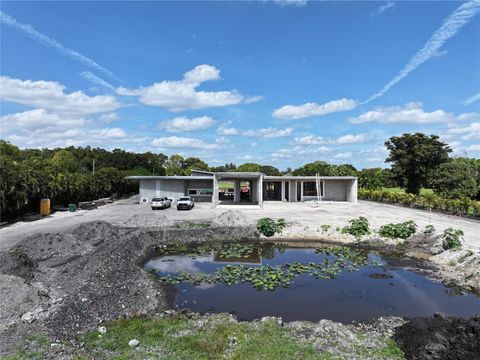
[293,181,297,202]
[213,176,219,207]
[258,175,263,208]
[281,181,285,202]
[347,179,358,203]
[234,180,240,203]
[300,181,304,202]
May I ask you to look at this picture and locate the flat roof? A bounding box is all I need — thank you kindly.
[265,176,357,181]
[126,176,213,180]
[215,172,263,179]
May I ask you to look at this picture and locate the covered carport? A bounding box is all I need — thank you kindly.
[213,172,263,207]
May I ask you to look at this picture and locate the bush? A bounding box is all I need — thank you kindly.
[442,228,464,251]
[342,217,370,240]
[423,224,435,234]
[320,224,331,232]
[379,220,417,239]
[257,218,286,237]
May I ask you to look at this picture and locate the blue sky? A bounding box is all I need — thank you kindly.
[1,0,479,170]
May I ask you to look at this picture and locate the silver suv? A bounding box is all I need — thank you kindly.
[151,197,171,210]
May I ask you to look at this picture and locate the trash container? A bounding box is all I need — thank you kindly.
[68,203,77,212]
[40,199,51,216]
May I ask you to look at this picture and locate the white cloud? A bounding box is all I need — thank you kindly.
[159,116,215,132]
[243,127,294,138]
[0,76,120,115]
[270,0,308,7]
[372,2,396,17]
[364,1,480,103]
[117,64,259,111]
[333,152,352,159]
[218,125,293,138]
[90,127,127,139]
[0,11,119,81]
[98,113,119,124]
[294,135,327,145]
[463,91,480,105]
[237,154,254,160]
[80,71,115,90]
[1,108,85,133]
[349,102,479,124]
[217,126,239,136]
[151,136,220,149]
[294,133,371,145]
[272,98,357,120]
[336,134,371,144]
[271,145,332,159]
[443,122,480,141]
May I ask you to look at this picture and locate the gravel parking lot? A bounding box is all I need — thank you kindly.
[1,195,479,252]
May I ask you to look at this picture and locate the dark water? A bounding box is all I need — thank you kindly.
[145,243,480,323]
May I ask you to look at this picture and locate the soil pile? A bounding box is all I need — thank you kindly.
[213,210,251,227]
[394,313,480,360]
[121,212,172,228]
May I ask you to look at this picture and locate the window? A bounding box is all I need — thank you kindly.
[188,188,213,196]
[303,181,324,197]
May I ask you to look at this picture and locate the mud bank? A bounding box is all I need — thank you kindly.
[0,216,478,358]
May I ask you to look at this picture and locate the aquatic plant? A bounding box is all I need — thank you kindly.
[342,217,370,240]
[379,220,417,239]
[157,246,380,291]
[442,228,464,251]
[217,243,254,259]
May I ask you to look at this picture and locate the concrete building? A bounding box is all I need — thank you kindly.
[126,170,357,207]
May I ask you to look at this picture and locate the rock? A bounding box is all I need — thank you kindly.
[430,238,445,255]
[21,312,35,323]
[128,339,139,347]
[97,326,107,334]
[260,316,283,326]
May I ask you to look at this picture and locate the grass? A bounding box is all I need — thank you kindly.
[7,314,405,359]
[81,314,327,360]
[382,187,434,196]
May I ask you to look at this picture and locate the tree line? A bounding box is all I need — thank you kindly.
[1,133,479,220]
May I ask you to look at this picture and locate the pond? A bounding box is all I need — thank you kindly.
[145,242,480,323]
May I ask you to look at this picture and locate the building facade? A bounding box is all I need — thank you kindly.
[126,170,357,207]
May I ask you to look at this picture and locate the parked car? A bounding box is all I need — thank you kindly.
[177,196,194,210]
[165,196,175,203]
[151,197,171,210]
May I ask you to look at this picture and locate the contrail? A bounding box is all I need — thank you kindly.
[463,91,480,105]
[80,71,115,91]
[0,11,121,82]
[363,0,480,104]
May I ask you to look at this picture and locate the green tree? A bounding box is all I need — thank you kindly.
[51,149,79,173]
[165,154,184,175]
[293,161,332,176]
[385,133,451,195]
[331,164,357,176]
[259,165,281,176]
[183,157,209,175]
[431,158,478,199]
[358,168,383,190]
[237,163,262,172]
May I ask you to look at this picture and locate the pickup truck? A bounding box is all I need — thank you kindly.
[176,196,194,210]
[151,197,171,210]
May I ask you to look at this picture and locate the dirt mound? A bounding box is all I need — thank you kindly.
[0,249,36,280]
[121,213,172,228]
[213,210,251,227]
[393,313,480,360]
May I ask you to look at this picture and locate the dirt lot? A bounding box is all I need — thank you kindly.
[2,196,479,252]
[1,197,479,358]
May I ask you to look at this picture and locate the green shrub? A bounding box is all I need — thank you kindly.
[442,228,464,251]
[379,220,417,239]
[320,224,331,232]
[257,218,286,237]
[342,216,370,240]
[423,224,436,235]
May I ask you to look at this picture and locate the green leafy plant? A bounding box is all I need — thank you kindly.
[342,216,370,240]
[423,224,436,235]
[379,220,417,239]
[257,218,286,237]
[320,224,331,232]
[442,228,464,251]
